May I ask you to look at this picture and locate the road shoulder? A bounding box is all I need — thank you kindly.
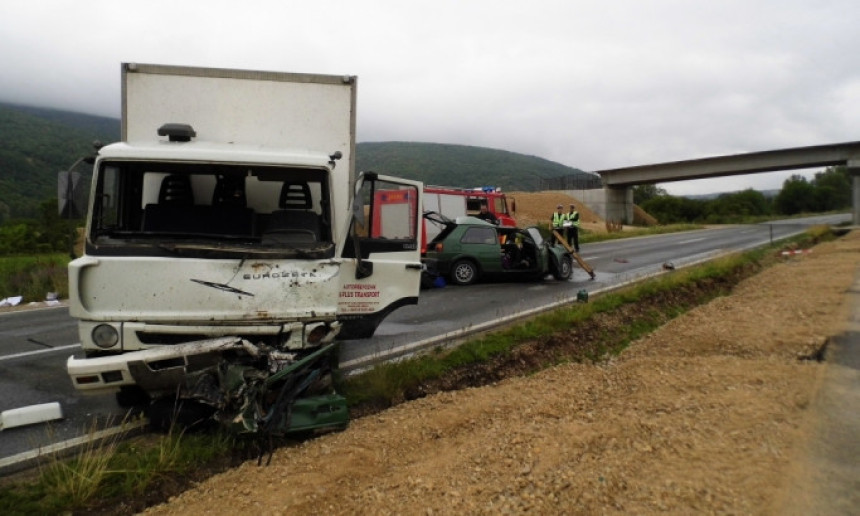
[775,270,860,515]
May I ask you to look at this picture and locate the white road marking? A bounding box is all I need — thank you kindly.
[0,344,80,362]
[0,304,67,317]
[677,237,707,244]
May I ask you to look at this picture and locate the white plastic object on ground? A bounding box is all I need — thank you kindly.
[0,402,64,430]
[0,295,23,307]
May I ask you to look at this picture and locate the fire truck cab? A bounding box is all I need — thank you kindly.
[373,184,516,253]
[427,186,515,227]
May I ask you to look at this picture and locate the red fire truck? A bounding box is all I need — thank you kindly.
[426,185,516,226]
[373,185,516,252]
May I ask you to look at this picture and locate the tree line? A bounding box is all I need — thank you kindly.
[0,199,79,256]
[636,166,851,224]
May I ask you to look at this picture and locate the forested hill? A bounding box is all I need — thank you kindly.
[0,104,592,220]
[0,103,119,219]
[355,142,592,191]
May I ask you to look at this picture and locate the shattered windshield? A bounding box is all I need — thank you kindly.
[89,161,334,257]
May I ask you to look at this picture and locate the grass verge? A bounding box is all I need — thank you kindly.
[0,420,243,515]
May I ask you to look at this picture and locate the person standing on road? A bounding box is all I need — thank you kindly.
[551,204,567,246]
[566,203,581,252]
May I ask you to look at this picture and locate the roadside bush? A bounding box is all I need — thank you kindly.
[0,254,68,302]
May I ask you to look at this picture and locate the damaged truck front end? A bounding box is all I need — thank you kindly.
[66,65,423,438]
[71,336,348,436]
[67,138,423,436]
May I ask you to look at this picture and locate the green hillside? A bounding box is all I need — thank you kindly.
[0,103,119,220]
[356,142,594,192]
[0,104,594,221]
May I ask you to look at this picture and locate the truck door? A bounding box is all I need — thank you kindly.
[338,173,424,339]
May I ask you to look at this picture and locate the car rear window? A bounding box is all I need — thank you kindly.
[460,227,497,245]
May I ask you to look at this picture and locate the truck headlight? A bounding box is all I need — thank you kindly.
[306,323,329,345]
[92,324,119,348]
[305,322,341,346]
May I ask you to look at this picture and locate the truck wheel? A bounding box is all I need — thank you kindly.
[116,385,150,408]
[450,259,478,286]
[147,398,215,433]
[553,255,573,281]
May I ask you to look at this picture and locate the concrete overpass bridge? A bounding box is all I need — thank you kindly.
[576,141,860,224]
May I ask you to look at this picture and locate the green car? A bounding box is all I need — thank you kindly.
[422,212,573,286]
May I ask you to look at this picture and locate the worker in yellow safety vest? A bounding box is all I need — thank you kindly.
[566,203,581,252]
[550,204,567,247]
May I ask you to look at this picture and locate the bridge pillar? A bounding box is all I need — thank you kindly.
[850,162,860,226]
[603,186,633,225]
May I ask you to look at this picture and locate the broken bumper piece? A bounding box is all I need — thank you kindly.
[67,336,249,394]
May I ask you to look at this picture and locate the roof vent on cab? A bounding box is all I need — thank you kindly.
[157,123,197,142]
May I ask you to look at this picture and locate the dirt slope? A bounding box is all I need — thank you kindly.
[145,232,859,515]
[508,191,602,228]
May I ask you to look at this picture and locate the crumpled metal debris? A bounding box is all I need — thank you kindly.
[157,340,348,456]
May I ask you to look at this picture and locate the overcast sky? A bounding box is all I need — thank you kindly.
[1,1,857,195]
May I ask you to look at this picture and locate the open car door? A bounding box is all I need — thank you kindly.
[337,172,424,339]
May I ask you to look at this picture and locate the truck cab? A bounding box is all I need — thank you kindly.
[69,126,422,399]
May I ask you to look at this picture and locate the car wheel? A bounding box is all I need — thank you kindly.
[553,255,573,280]
[450,259,478,285]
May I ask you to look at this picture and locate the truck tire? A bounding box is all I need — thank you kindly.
[147,398,216,433]
[552,255,573,281]
[450,259,478,286]
[116,385,150,408]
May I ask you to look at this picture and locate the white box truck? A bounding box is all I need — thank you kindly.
[65,63,424,434]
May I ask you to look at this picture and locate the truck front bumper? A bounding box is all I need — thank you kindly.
[67,336,247,395]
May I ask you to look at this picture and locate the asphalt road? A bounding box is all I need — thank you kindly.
[0,306,119,469]
[0,215,849,469]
